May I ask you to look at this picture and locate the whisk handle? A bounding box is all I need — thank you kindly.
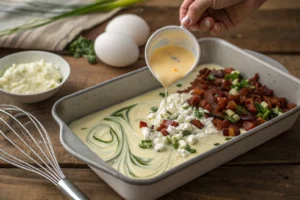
[58,178,89,200]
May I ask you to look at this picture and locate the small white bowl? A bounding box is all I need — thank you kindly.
[0,51,71,103]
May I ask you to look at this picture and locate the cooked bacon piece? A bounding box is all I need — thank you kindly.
[160,128,169,136]
[240,116,257,122]
[227,100,238,110]
[192,88,205,96]
[204,103,213,112]
[263,86,273,96]
[161,120,179,127]
[190,119,204,129]
[228,94,239,102]
[245,99,257,113]
[256,117,266,125]
[217,97,228,109]
[211,69,225,78]
[139,121,148,128]
[248,94,262,103]
[200,100,209,108]
[222,79,231,90]
[157,124,167,131]
[223,125,240,136]
[213,79,223,87]
[239,88,250,96]
[240,95,247,104]
[224,67,234,74]
[243,121,256,131]
[271,97,287,108]
[219,92,228,97]
[287,103,297,110]
[212,118,230,130]
[188,96,200,108]
[249,73,259,85]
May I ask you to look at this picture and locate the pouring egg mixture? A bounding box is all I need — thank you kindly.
[70,63,297,179]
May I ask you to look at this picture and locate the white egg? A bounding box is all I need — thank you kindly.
[106,14,150,46]
[94,32,139,67]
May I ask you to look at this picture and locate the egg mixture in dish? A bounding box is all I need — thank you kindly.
[70,63,297,179]
[0,60,62,94]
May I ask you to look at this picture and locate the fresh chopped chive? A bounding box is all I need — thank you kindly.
[225,138,232,141]
[159,92,168,97]
[224,115,236,123]
[263,109,271,120]
[151,106,158,112]
[172,115,179,120]
[183,105,189,110]
[67,36,97,64]
[185,145,196,153]
[236,105,249,115]
[225,72,239,80]
[255,103,265,114]
[139,140,153,149]
[173,140,179,149]
[214,143,220,146]
[182,131,192,137]
[207,74,216,81]
[176,83,182,87]
[194,110,203,119]
[81,127,87,130]
[167,111,172,115]
[166,136,172,144]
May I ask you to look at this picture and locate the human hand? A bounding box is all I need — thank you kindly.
[180,0,267,35]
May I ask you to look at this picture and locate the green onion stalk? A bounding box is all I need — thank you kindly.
[0,0,144,36]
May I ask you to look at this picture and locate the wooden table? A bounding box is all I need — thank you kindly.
[1,1,300,199]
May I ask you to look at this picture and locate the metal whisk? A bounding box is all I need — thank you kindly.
[0,105,88,200]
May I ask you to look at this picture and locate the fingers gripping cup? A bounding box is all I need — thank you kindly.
[145,26,200,88]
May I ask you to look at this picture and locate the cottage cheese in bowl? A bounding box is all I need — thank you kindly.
[0,60,62,94]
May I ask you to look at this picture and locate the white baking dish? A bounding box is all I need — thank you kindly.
[52,38,300,200]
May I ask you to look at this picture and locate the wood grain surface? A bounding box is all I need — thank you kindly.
[1,1,300,200]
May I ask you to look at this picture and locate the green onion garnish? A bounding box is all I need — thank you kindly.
[182,131,192,137]
[225,72,239,80]
[159,92,168,97]
[185,145,196,153]
[176,83,182,87]
[214,143,220,146]
[139,140,153,149]
[207,74,216,81]
[151,106,158,112]
[194,110,203,119]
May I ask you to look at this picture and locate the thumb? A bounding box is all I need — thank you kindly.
[182,0,211,26]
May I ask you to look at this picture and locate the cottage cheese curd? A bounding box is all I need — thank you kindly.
[0,60,62,94]
[145,93,218,157]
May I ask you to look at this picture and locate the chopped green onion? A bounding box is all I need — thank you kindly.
[224,115,236,123]
[173,140,179,149]
[225,138,232,141]
[81,127,87,130]
[263,109,271,120]
[207,74,216,81]
[225,72,239,80]
[214,143,220,146]
[159,92,168,97]
[182,131,192,137]
[176,83,182,87]
[183,105,189,110]
[166,136,172,144]
[256,113,262,117]
[139,140,153,149]
[255,103,265,114]
[194,110,203,119]
[167,111,172,115]
[235,79,249,90]
[185,145,196,153]
[151,106,158,112]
